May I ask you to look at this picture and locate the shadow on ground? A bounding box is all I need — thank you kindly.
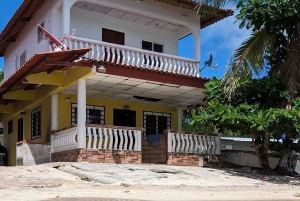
[212,166,300,186]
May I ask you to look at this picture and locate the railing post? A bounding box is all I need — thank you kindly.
[167,132,172,152]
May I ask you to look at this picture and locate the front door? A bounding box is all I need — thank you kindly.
[113,109,136,127]
[18,118,23,142]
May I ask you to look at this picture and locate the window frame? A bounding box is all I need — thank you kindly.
[19,50,27,67]
[141,39,164,53]
[143,111,171,136]
[71,104,105,125]
[37,22,45,43]
[8,120,13,134]
[31,107,41,140]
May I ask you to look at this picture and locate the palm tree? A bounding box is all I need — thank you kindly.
[196,0,300,101]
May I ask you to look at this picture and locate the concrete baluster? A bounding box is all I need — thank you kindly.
[103,128,108,149]
[128,130,133,151]
[113,129,119,150]
[108,129,113,150]
[87,127,92,149]
[123,130,128,151]
[98,128,103,149]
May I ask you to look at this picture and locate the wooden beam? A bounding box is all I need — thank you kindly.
[0,0,35,46]
[19,17,32,23]
[4,38,17,43]
[46,52,78,74]
[45,60,94,67]
[0,54,48,97]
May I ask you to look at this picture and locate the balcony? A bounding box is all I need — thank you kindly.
[69,36,200,77]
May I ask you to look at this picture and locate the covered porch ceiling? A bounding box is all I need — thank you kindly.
[73,1,191,37]
[61,73,205,108]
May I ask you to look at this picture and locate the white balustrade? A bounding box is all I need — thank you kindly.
[166,130,221,155]
[70,36,200,77]
[86,125,142,151]
[51,127,78,153]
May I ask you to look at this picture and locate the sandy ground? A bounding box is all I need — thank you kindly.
[0,162,299,201]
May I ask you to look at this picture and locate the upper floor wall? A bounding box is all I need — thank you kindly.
[3,0,201,79]
[3,0,58,80]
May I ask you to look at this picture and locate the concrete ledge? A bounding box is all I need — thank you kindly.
[52,149,142,164]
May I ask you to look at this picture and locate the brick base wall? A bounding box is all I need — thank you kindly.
[167,153,203,166]
[52,149,142,164]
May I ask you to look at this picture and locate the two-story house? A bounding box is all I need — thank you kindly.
[0,0,232,166]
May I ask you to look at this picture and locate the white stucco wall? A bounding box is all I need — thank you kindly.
[70,6,179,56]
[3,0,201,79]
[3,0,59,80]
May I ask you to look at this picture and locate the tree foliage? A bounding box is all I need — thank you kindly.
[223,0,300,99]
[191,77,300,171]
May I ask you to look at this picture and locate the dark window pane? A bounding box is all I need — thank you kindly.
[142,40,152,51]
[154,43,163,53]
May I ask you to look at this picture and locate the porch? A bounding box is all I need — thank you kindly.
[51,124,221,166]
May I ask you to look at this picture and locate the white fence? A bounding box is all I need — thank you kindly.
[51,127,78,153]
[70,36,200,77]
[167,130,220,155]
[86,125,142,151]
[51,125,143,153]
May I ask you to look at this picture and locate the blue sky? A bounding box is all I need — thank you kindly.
[0,1,251,79]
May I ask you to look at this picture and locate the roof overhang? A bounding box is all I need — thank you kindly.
[0,0,47,56]
[155,0,234,28]
[0,48,92,104]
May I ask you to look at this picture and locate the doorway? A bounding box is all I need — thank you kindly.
[18,118,24,142]
[113,109,136,127]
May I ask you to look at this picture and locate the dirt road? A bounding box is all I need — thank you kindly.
[0,162,299,201]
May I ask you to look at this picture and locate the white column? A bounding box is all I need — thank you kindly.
[177,108,182,131]
[62,0,77,45]
[77,79,86,148]
[214,127,221,155]
[51,94,58,131]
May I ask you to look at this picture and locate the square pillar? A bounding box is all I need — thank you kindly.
[77,79,86,148]
[177,108,182,131]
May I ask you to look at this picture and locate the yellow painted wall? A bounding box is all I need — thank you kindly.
[2,97,51,166]
[2,93,178,166]
[58,94,178,130]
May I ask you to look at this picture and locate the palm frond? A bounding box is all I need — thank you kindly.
[279,26,300,99]
[195,0,238,16]
[221,27,277,100]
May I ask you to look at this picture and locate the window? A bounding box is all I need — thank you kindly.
[143,112,170,136]
[102,28,124,45]
[19,51,26,67]
[142,40,163,53]
[31,107,41,140]
[18,118,24,142]
[8,120,13,134]
[71,104,105,125]
[37,22,45,43]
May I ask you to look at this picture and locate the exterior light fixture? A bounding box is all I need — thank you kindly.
[124,105,130,110]
[98,64,106,73]
[19,111,26,116]
[65,97,70,102]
